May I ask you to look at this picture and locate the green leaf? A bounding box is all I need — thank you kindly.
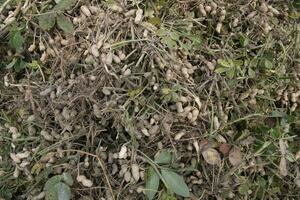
[179,40,192,52]
[171,92,179,102]
[233,59,243,67]
[227,67,235,79]
[248,67,255,78]
[257,177,267,187]
[270,187,280,194]
[53,0,76,11]
[161,169,190,197]
[154,150,172,164]
[162,87,171,95]
[161,191,177,200]
[6,58,17,69]
[156,28,167,37]
[44,175,63,191]
[56,15,74,33]
[56,183,71,200]
[14,59,26,72]
[62,172,73,186]
[189,35,202,48]
[148,17,161,26]
[240,36,249,47]
[170,32,180,41]
[158,0,166,6]
[218,59,232,68]
[215,67,228,74]
[39,13,56,30]
[161,37,176,48]
[238,183,250,195]
[9,31,24,49]
[46,182,71,200]
[35,166,53,183]
[263,58,273,69]
[27,60,40,70]
[145,167,160,200]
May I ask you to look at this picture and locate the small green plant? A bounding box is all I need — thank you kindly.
[44,172,73,200]
[38,0,76,33]
[6,58,42,72]
[161,85,181,104]
[8,28,24,50]
[155,27,202,53]
[215,58,244,79]
[144,150,190,200]
[6,58,26,72]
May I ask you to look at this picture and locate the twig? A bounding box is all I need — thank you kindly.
[103,64,119,79]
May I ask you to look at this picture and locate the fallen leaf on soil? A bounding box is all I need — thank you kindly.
[219,143,231,156]
[216,134,227,143]
[119,145,127,159]
[201,148,221,165]
[229,147,242,166]
[295,151,300,161]
[240,136,255,147]
[295,167,300,188]
[193,140,200,161]
[199,139,210,152]
[279,139,287,155]
[279,157,288,176]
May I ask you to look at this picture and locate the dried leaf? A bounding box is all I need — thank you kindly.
[199,139,210,152]
[279,139,287,155]
[296,151,300,160]
[219,143,231,156]
[240,136,255,147]
[295,167,300,187]
[131,164,140,182]
[201,148,221,165]
[279,157,288,176]
[229,147,242,166]
[118,145,127,159]
[193,140,200,161]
